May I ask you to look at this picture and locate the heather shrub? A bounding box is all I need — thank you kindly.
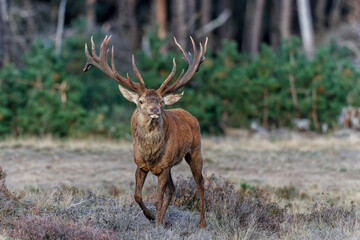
[0,167,18,213]
[0,166,27,230]
[0,169,360,239]
[172,174,285,232]
[290,197,358,227]
[0,167,15,221]
[8,215,119,240]
[275,186,300,200]
[0,166,9,199]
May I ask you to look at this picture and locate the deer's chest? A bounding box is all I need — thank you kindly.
[134,129,165,163]
[138,141,164,162]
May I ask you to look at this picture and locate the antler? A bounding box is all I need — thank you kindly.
[83,35,146,93]
[158,36,208,95]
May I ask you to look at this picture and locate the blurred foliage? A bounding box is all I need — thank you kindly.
[0,18,359,138]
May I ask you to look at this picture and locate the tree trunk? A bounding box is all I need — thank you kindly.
[0,0,9,66]
[242,0,254,52]
[250,0,265,56]
[289,51,300,117]
[24,0,35,38]
[218,0,232,40]
[280,0,292,39]
[330,0,342,28]
[242,0,266,56]
[297,0,315,59]
[156,0,167,39]
[86,0,96,32]
[263,90,269,129]
[311,87,320,131]
[200,0,212,49]
[172,0,186,46]
[315,0,326,32]
[270,0,281,49]
[185,0,196,32]
[185,0,196,49]
[55,0,67,55]
[201,0,211,27]
[118,0,137,50]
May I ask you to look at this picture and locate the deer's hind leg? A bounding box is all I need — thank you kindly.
[134,168,155,221]
[185,149,206,228]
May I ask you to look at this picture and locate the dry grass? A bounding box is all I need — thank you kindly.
[1,131,360,239]
[0,167,359,239]
[3,132,360,204]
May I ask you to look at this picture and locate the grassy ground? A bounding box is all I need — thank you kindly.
[1,131,360,239]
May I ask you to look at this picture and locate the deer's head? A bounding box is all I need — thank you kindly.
[118,87,183,119]
[83,36,208,120]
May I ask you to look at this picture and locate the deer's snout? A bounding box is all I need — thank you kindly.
[150,107,160,114]
[148,106,161,119]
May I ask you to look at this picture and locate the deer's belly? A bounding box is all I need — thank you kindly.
[134,142,191,175]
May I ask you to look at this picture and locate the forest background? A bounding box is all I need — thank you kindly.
[1,0,360,138]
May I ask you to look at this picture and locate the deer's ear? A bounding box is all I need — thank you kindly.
[163,92,183,105]
[118,85,138,104]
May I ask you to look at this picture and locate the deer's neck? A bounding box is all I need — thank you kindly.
[132,110,166,162]
[134,110,164,134]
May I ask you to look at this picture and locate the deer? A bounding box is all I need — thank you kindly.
[83,35,208,228]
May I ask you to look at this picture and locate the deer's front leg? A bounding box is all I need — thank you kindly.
[155,169,170,227]
[134,168,155,221]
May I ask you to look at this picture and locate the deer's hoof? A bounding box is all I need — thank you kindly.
[200,221,207,229]
[144,211,155,221]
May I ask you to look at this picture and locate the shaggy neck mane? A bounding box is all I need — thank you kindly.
[132,109,166,162]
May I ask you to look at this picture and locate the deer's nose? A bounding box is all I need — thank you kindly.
[150,108,160,114]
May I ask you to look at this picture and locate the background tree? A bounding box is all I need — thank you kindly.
[242,0,266,56]
[172,0,186,46]
[297,0,315,58]
[280,0,292,39]
[86,0,96,32]
[2,0,360,137]
[155,0,166,39]
[0,0,9,66]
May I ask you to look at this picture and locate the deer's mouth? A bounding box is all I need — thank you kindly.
[150,114,160,119]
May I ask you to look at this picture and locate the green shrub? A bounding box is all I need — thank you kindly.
[1,19,360,138]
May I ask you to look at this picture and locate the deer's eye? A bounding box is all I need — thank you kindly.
[139,100,143,104]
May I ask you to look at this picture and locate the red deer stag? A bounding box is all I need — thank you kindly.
[83,36,208,228]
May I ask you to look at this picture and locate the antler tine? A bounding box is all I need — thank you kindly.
[83,43,92,72]
[127,73,139,90]
[83,36,144,93]
[131,55,146,90]
[90,36,99,61]
[110,46,119,79]
[100,35,111,62]
[110,46,141,91]
[177,69,185,80]
[157,58,177,93]
[160,37,208,95]
[190,36,197,58]
[203,37,208,54]
[198,43,204,68]
[174,37,190,64]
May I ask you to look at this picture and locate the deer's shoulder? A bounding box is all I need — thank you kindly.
[164,108,197,121]
[163,108,200,133]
